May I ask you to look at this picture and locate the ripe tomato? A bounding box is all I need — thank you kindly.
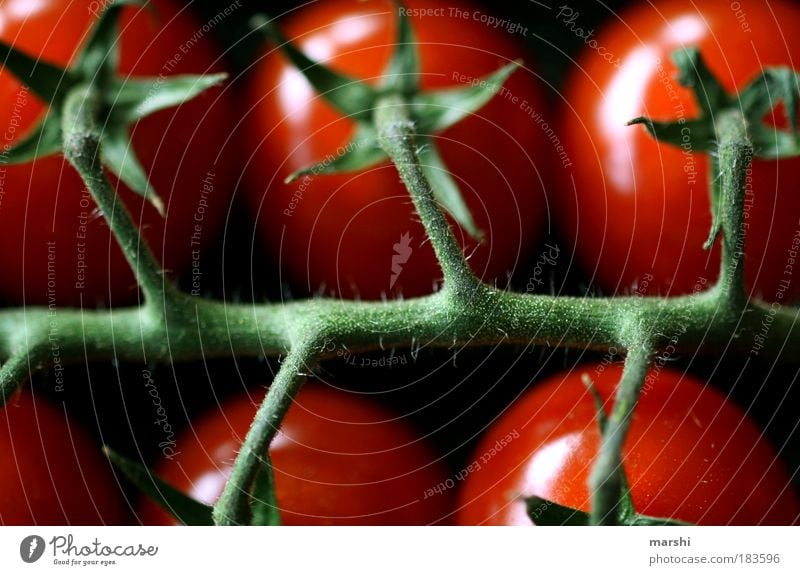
[244,0,551,299]
[558,0,800,300]
[457,363,800,525]
[0,0,235,306]
[0,391,128,525]
[139,384,453,525]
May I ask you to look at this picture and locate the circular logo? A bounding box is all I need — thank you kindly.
[19,535,46,563]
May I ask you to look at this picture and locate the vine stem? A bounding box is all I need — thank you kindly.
[713,109,752,314]
[588,336,654,525]
[61,84,176,312]
[375,93,482,301]
[212,338,319,526]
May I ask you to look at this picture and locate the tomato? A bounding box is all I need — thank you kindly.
[0,390,128,525]
[558,0,800,300]
[139,384,453,525]
[244,0,550,300]
[0,0,235,306]
[457,363,800,525]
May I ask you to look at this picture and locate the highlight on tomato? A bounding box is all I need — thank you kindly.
[139,384,453,525]
[456,363,800,525]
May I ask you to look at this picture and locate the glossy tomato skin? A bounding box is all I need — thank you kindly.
[0,0,235,306]
[0,391,128,525]
[559,0,800,300]
[139,385,453,525]
[244,0,551,299]
[457,364,800,526]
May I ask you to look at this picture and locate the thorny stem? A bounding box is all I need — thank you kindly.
[588,336,655,525]
[713,110,752,313]
[61,84,177,314]
[212,339,318,525]
[375,94,484,302]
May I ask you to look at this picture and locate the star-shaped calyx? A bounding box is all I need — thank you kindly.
[253,1,523,241]
[0,0,227,215]
[628,48,800,250]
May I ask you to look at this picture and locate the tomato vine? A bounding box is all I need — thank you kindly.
[0,0,799,526]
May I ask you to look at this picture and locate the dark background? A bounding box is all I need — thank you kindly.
[30,0,800,515]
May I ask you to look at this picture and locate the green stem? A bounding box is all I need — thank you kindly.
[375,94,481,300]
[588,336,655,525]
[713,110,752,313]
[60,84,175,310]
[212,339,318,525]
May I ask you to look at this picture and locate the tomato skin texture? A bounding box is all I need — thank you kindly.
[139,385,453,525]
[559,0,800,300]
[457,364,800,526]
[244,0,550,299]
[0,0,235,306]
[0,391,128,525]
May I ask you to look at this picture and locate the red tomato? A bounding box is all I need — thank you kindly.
[139,384,453,525]
[0,0,235,306]
[558,0,800,300]
[0,391,128,525]
[457,363,800,525]
[244,0,550,299]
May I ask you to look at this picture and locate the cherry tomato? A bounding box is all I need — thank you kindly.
[558,0,800,300]
[0,391,128,525]
[0,0,235,306]
[244,0,551,299]
[457,363,800,525]
[139,384,453,525]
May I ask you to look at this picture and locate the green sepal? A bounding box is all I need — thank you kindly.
[525,495,692,526]
[626,117,715,153]
[104,447,214,526]
[672,47,730,115]
[381,1,420,95]
[100,127,165,215]
[107,74,228,124]
[1,112,63,164]
[253,15,378,122]
[250,452,281,526]
[77,0,146,90]
[285,123,387,182]
[526,496,590,526]
[413,61,522,135]
[417,138,483,241]
[739,68,800,159]
[0,43,77,104]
